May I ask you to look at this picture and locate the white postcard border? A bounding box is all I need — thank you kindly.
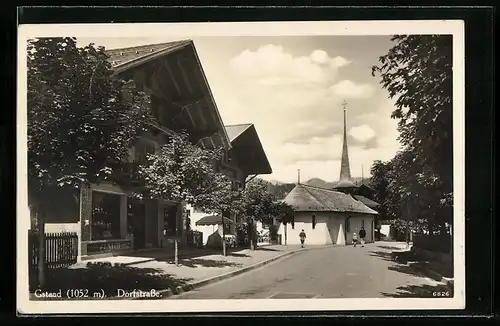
[17,20,466,314]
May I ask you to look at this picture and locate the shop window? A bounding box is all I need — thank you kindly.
[312,214,316,229]
[346,217,351,233]
[91,191,121,240]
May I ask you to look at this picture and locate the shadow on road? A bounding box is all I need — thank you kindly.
[381,283,453,298]
[369,250,429,278]
[387,264,428,278]
[368,250,396,262]
[30,262,193,299]
[167,258,243,268]
[127,246,250,261]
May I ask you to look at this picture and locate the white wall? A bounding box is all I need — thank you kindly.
[278,212,345,245]
[345,215,375,244]
[277,212,376,246]
[186,204,220,245]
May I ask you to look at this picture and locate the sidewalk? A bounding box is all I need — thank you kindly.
[74,243,276,268]
[379,241,454,287]
[30,244,336,300]
[131,245,291,282]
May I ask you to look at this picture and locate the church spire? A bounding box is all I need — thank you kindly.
[336,100,356,189]
[340,100,352,181]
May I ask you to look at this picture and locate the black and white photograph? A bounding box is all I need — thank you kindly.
[17,20,465,314]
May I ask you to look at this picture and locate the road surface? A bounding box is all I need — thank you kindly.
[170,243,447,299]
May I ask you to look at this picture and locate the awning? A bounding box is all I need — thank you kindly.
[195,215,234,226]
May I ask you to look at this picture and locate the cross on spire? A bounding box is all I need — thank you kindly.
[342,100,348,111]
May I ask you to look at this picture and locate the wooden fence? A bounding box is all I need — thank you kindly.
[413,234,452,254]
[29,231,79,288]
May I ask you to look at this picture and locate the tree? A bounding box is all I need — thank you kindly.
[138,131,237,256]
[370,160,395,221]
[272,201,294,245]
[370,148,448,236]
[236,178,282,249]
[27,37,149,286]
[28,38,149,196]
[137,131,224,205]
[372,35,453,231]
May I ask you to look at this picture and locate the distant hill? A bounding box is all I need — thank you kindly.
[257,177,371,201]
[304,177,371,189]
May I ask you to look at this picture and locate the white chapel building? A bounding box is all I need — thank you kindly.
[278,105,378,246]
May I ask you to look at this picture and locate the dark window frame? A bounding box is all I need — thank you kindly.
[91,191,122,241]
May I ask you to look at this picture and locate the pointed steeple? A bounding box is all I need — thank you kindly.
[337,101,356,189]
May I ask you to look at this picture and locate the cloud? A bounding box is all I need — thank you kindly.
[330,80,375,99]
[349,124,376,143]
[274,135,343,164]
[230,44,351,86]
[283,120,342,144]
[212,43,400,183]
[330,56,352,68]
[310,50,330,64]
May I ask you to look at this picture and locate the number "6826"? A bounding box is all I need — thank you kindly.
[433,291,450,297]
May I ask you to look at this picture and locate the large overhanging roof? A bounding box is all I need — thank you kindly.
[225,123,272,175]
[283,184,378,215]
[353,195,380,209]
[105,40,231,149]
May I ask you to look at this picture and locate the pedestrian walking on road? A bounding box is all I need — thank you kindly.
[352,232,358,247]
[359,227,366,247]
[299,229,306,248]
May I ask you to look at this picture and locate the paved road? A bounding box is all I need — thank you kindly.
[171,243,445,299]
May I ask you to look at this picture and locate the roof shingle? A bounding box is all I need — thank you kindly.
[105,40,191,68]
[353,195,380,208]
[283,184,378,215]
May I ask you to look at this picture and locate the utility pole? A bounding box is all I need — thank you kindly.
[297,169,300,184]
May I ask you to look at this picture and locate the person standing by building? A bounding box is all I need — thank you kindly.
[299,229,306,248]
[352,232,358,247]
[359,227,367,247]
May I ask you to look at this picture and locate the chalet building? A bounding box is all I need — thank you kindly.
[188,123,273,246]
[34,40,270,260]
[278,104,379,245]
[278,184,378,245]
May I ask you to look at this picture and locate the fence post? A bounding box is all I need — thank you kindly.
[174,239,178,266]
[37,211,46,288]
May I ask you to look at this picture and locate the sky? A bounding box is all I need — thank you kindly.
[77,36,403,183]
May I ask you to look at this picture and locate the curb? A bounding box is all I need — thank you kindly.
[119,258,156,266]
[162,244,339,299]
[155,248,304,299]
[113,244,338,300]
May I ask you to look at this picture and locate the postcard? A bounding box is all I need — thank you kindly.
[17,19,465,314]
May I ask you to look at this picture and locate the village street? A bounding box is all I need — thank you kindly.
[170,242,449,299]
